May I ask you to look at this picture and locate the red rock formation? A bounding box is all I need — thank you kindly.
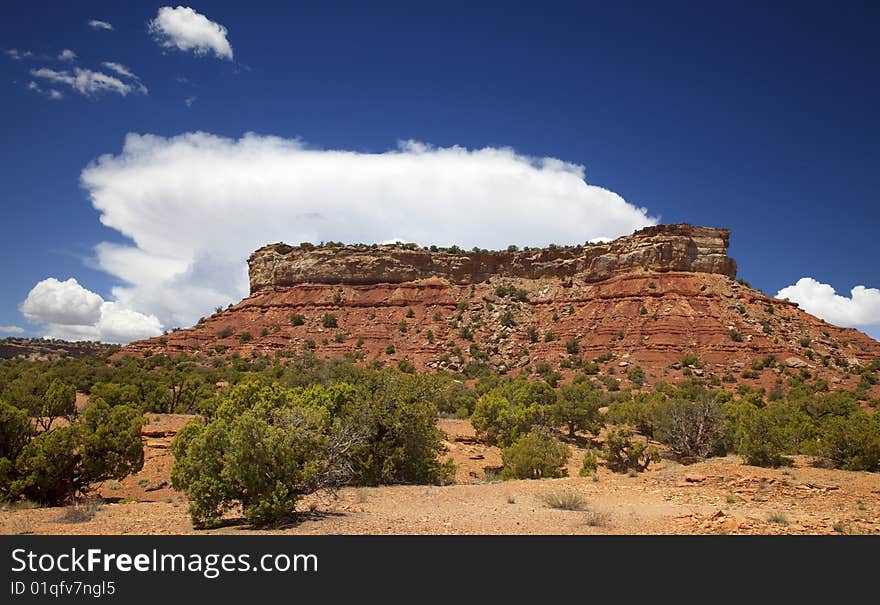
[248,224,737,291]
[122,224,880,395]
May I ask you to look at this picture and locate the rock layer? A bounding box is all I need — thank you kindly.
[122,224,880,397]
[248,223,737,293]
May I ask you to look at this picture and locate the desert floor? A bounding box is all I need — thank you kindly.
[2,416,878,535]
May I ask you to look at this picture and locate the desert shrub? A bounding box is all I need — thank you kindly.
[542,491,584,510]
[601,428,660,473]
[0,401,32,500]
[494,284,529,302]
[341,373,454,487]
[397,358,416,374]
[471,393,541,448]
[767,511,789,525]
[385,344,395,354]
[501,431,569,480]
[322,314,338,328]
[605,393,666,437]
[217,327,234,338]
[239,331,253,343]
[433,379,478,417]
[733,404,790,467]
[551,381,603,438]
[503,377,557,408]
[289,313,306,326]
[12,427,81,505]
[796,389,860,421]
[57,500,101,524]
[565,338,580,355]
[172,404,343,527]
[627,365,646,388]
[729,329,743,342]
[38,379,76,428]
[172,378,453,526]
[812,412,880,471]
[653,396,726,459]
[527,326,539,343]
[89,382,141,408]
[681,354,702,368]
[534,362,552,377]
[579,449,599,477]
[11,400,144,505]
[600,376,620,392]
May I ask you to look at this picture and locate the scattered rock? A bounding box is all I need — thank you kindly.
[785,357,808,368]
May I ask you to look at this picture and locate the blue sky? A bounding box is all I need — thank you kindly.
[2,1,879,342]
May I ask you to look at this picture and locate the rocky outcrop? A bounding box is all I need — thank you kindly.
[121,223,880,397]
[0,337,114,360]
[248,223,737,293]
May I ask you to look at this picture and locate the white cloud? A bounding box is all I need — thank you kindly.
[88,19,114,31]
[28,81,64,100]
[58,49,77,62]
[21,278,104,325]
[25,80,59,99]
[148,6,233,60]
[71,132,656,333]
[184,95,197,107]
[776,277,880,332]
[101,61,137,79]
[0,326,25,334]
[20,278,162,344]
[4,48,33,60]
[30,67,147,97]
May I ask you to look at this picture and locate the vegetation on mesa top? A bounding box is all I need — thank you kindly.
[0,350,878,526]
[259,224,729,257]
[274,238,611,256]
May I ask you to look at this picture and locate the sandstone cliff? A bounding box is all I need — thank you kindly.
[122,224,880,397]
[248,223,737,292]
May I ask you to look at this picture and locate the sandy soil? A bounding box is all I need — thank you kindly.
[2,418,879,536]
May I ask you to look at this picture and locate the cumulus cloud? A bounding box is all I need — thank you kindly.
[148,6,233,60]
[184,95,197,107]
[777,277,880,333]
[70,132,656,334]
[88,19,114,31]
[58,49,77,62]
[21,278,104,325]
[30,67,147,97]
[0,326,25,335]
[4,48,33,60]
[20,278,162,344]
